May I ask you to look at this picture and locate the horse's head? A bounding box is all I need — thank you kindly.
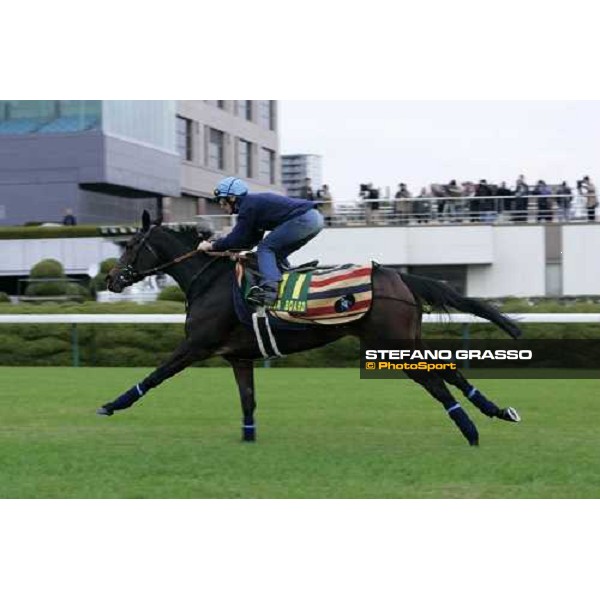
[106,210,164,293]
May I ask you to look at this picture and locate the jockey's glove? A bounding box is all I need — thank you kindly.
[197,241,213,252]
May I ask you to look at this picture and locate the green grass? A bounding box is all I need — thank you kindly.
[1,367,599,498]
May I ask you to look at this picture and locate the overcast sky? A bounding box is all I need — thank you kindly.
[279,101,599,200]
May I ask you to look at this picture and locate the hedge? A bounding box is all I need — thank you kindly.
[0,225,104,239]
[157,286,186,303]
[0,300,599,367]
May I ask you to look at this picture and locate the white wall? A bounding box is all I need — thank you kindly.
[3,223,598,298]
[292,226,493,265]
[0,238,120,276]
[467,226,545,297]
[562,225,600,295]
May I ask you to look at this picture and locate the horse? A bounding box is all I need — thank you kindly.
[99,210,522,446]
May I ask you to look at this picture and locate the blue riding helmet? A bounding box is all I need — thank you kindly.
[214,177,249,198]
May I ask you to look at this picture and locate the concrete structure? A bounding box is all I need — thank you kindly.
[0,100,281,226]
[281,154,322,197]
[3,222,599,299]
[290,222,599,298]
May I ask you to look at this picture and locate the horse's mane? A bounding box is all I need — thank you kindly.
[159,222,213,250]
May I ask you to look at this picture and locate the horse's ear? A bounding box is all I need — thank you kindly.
[142,210,151,232]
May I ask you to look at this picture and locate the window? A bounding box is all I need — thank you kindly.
[206,100,226,109]
[176,116,193,161]
[238,139,252,178]
[259,147,276,184]
[0,100,102,135]
[236,100,252,121]
[257,100,276,130]
[208,128,225,170]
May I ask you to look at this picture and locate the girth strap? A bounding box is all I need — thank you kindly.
[251,308,285,359]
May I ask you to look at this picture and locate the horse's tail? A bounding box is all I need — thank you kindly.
[398,272,521,339]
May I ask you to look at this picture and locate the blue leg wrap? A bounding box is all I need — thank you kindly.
[447,404,479,446]
[108,382,147,411]
[242,422,256,442]
[465,386,499,418]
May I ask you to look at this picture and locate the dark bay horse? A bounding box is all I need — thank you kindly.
[100,210,521,446]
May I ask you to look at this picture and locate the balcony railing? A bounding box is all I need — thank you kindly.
[197,194,597,234]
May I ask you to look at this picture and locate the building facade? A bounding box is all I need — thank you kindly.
[281,154,322,197]
[171,100,282,221]
[0,100,281,225]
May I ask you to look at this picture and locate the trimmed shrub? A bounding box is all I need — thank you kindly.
[158,286,186,303]
[91,258,120,293]
[0,292,10,303]
[100,258,119,274]
[30,259,64,279]
[27,259,67,296]
[25,259,88,299]
[25,281,69,296]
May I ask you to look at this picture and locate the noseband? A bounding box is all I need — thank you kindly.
[112,227,164,287]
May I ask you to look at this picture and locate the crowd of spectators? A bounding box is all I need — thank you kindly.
[365,175,598,224]
[289,174,598,226]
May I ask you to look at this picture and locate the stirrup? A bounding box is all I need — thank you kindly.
[247,285,278,308]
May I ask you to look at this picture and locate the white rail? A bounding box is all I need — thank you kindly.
[1,313,599,324]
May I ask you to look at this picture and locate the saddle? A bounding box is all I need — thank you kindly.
[239,252,319,289]
[234,256,374,326]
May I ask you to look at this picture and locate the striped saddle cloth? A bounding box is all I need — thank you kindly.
[235,262,373,326]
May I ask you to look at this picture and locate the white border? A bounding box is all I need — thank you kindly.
[2,1,599,598]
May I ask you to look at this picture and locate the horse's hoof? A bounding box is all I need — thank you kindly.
[498,407,521,423]
[96,406,114,416]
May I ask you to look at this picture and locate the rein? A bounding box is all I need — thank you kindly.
[115,225,250,292]
[136,248,202,278]
[135,247,247,279]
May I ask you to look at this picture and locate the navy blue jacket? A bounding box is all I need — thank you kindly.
[212,192,314,251]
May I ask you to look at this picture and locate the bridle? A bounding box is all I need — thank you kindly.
[111,225,246,288]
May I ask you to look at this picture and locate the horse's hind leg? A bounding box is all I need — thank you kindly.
[227,358,256,442]
[97,340,201,416]
[406,370,480,446]
[441,368,521,423]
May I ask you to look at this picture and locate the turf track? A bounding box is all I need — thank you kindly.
[1,367,599,498]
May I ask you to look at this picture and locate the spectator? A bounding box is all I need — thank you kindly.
[316,184,334,226]
[62,208,77,226]
[394,182,412,225]
[578,176,597,221]
[443,179,462,222]
[299,177,315,201]
[555,181,572,221]
[473,179,493,222]
[414,187,431,223]
[496,181,513,215]
[359,182,380,224]
[513,175,529,222]
[430,184,447,220]
[460,181,475,221]
[533,180,552,222]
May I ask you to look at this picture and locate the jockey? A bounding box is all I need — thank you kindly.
[197,176,324,306]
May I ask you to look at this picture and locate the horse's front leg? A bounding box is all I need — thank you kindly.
[227,358,256,442]
[97,340,203,416]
